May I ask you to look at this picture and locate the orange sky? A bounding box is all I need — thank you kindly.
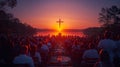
[10,0,120,29]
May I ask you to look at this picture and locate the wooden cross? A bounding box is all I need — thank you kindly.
[56,19,63,28]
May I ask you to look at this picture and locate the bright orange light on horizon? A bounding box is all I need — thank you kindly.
[53,23,63,32]
[58,27,62,32]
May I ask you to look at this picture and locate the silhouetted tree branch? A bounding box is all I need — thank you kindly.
[0,0,37,36]
[99,5,120,27]
[0,0,17,9]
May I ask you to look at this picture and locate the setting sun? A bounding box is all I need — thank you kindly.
[58,27,62,32]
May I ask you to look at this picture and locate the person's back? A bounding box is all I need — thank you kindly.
[82,49,99,59]
[41,44,49,53]
[98,39,116,52]
[13,45,34,67]
[40,44,49,67]
[83,43,99,59]
[98,31,116,62]
[81,43,99,67]
[94,49,114,67]
[30,45,41,64]
[13,54,34,67]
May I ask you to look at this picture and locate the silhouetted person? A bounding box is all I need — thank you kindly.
[0,35,14,64]
[98,31,116,63]
[30,45,41,67]
[81,43,99,67]
[94,49,114,67]
[71,41,81,67]
[40,43,49,67]
[13,45,34,67]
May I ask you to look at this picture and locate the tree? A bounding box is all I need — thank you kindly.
[83,27,103,37]
[0,0,17,9]
[108,6,120,24]
[0,0,37,36]
[99,8,111,26]
[99,5,120,27]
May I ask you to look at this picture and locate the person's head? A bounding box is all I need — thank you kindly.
[30,45,37,56]
[103,31,112,39]
[20,45,28,54]
[99,49,110,62]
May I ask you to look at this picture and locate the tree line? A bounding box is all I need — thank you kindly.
[83,5,120,37]
[0,0,37,36]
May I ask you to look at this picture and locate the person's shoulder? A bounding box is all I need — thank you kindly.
[99,39,109,42]
[107,39,115,42]
[98,39,115,45]
[13,55,24,59]
[98,39,106,45]
[26,55,33,59]
[84,49,91,53]
[13,56,20,63]
[88,49,98,53]
[21,55,33,60]
[90,49,98,52]
[25,56,34,63]
[107,39,116,46]
[13,55,30,63]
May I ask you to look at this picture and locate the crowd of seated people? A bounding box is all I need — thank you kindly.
[0,30,120,67]
[63,31,120,67]
[0,34,52,67]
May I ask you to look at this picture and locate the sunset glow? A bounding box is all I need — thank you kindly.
[10,0,120,29]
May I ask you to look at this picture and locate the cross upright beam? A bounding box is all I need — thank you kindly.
[56,19,63,28]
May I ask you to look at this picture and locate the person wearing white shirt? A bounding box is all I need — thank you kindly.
[98,31,116,62]
[13,45,34,67]
[81,43,99,67]
[41,44,49,53]
[82,49,99,59]
[47,42,51,49]
[82,43,99,59]
[30,45,41,64]
[40,44,49,67]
